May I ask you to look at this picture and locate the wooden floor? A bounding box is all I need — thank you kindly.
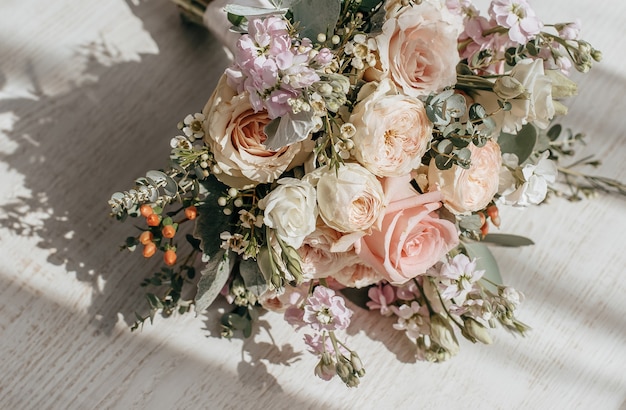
[1,0,625,408]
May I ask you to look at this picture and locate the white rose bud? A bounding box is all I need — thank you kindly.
[258,178,318,249]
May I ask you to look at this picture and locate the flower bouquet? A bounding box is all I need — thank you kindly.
[109,0,620,386]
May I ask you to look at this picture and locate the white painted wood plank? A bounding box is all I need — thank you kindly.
[0,0,624,409]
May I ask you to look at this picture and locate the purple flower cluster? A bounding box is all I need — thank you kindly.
[225,16,323,119]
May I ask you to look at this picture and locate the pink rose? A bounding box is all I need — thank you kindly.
[428,140,502,214]
[374,1,461,97]
[356,175,459,285]
[350,79,433,177]
[203,74,313,189]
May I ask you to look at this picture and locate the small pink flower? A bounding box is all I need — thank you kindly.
[284,304,306,329]
[435,254,485,301]
[303,286,353,331]
[557,20,581,41]
[314,48,333,66]
[366,283,396,316]
[488,0,543,44]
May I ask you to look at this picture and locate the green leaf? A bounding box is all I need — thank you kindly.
[239,258,268,297]
[194,175,232,257]
[546,124,562,141]
[458,214,482,231]
[195,250,235,314]
[290,0,341,40]
[498,123,537,164]
[340,287,371,310]
[464,242,502,293]
[482,233,535,247]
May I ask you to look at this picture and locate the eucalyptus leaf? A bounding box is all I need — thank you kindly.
[239,258,268,297]
[482,234,535,247]
[195,250,235,314]
[194,176,232,257]
[464,242,502,293]
[458,214,482,231]
[290,0,341,40]
[498,123,537,164]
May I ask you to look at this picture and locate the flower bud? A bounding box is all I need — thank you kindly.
[591,49,602,62]
[335,361,352,380]
[546,70,578,99]
[462,318,493,344]
[430,315,460,358]
[350,351,364,373]
[493,76,526,100]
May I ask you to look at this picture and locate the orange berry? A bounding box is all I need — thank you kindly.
[140,204,154,217]
[162,225,176,239]
[143,242,157,258]
[139,230,153,245]
[146,213,161,227]
[164,249,177,266]
[486,205,500,228]
[185,206,198,220]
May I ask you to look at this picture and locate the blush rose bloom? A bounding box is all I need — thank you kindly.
[356,174,459,285]
[428,140,502,214]
[374,1,461,97]
[258,178,317,249]
[333,263,384,289]
[312,163,386,234]
[203,74,313,189]
[350,79,433,177]
[297,220,360,281]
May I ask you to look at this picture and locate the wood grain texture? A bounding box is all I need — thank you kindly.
[0,0,624,409]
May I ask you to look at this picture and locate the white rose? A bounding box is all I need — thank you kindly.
[258,178,317,248]
[312,163,386,233]
[476,59,555,133]
[350,79,433,177]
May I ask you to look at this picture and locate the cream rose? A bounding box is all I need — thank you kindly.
[476,59,555,133]
[428,140,502,214]
[374,1,461,97]
[312,163,386,234]
[203,74,312,189]
[357,174,459,285]
[350,79,433,177]
[258,178,317,249]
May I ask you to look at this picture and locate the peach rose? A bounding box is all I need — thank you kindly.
[333,263,384,289]
[203,74,312,189]
[357,174,459,285]
[350,79,433,177]
[374,1,461,97]
[297,220,359,281]
[428,140,502,214]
